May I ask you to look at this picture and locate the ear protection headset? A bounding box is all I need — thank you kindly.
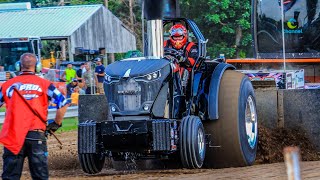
[15,60,42,73]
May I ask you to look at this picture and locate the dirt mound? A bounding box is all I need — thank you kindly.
[256,126,320,164]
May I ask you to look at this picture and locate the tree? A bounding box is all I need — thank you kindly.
[106,0,143,50]
[181,0,252,58]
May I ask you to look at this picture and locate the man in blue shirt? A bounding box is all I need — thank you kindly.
[94,58,105,94]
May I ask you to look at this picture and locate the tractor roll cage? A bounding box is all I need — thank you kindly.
[163,18,208,116]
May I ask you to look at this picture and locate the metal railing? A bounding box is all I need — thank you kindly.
[0,106,78,124]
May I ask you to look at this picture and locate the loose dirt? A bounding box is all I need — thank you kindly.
[0,126,320,179]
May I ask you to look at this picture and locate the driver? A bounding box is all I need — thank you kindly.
[164,24,198,73]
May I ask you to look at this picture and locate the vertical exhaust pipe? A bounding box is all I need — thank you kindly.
[143,0,180,58]
[144,0,164,58]
[146,20,163,58]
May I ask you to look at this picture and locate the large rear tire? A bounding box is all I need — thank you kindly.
[180,115,206,168]
[79,153,105,174]
[204,70,258,168]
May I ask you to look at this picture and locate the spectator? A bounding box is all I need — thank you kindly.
[76,63,85,83]
[79,86,85,95]
[44,69,56,82]
[60,63,76,84]
[94,58,105,94]
[82,62,98,94]
[0,53,68,179]
[66,78,78,98]
[70,86,80,106]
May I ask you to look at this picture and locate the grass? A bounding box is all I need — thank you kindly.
[56,117,78,133]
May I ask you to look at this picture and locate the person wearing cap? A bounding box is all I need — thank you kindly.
[61,63,76,84]
[94,58,105,94]
[66,78,78,99]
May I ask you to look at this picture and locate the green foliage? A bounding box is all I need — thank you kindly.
[114,53,125,61]
[41,40,61,58]
[181,0,252,58]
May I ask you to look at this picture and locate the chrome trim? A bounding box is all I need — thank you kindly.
[245,95,258,149]
[147,20,164,58]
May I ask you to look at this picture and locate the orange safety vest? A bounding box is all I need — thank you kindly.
[1,74,51,131]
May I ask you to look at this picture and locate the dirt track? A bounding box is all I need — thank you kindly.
[1,129,320,179]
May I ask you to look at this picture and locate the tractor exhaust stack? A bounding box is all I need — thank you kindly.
[143,0,180,58]
[144,0,164,58]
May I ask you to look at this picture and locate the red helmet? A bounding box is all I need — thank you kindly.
[169,24,187,49]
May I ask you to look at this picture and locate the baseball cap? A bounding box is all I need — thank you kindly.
[72,78,78,82]
[94,57,101,62]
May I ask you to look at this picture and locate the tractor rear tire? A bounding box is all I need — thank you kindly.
[180,115,206,168]
[79,153,105,174]
[204,70,258,168]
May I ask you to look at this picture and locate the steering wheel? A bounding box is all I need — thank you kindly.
[164,48,183,63]
[164,47,182,57]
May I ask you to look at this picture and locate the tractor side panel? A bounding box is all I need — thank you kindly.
[208,63,235,120]
[152,82,169,118]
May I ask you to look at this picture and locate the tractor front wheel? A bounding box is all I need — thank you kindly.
[180,115,206,168]
[79,153,105,174]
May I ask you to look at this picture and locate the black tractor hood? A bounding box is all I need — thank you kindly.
[105,58,170,77]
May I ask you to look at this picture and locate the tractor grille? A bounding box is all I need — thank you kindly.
[120,78,141,111]
[152,120,171,151]
[105,78,162,113]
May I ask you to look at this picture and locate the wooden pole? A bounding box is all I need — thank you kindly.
[109,53,115,64]
[104,0,108,8]
[59,0,66,61]
[283,146,301,180]
[60,40,66,61]
[129,0,134,30]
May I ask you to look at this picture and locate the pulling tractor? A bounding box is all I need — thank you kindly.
[77,17,258,173]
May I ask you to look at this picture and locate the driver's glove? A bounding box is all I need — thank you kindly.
[177,55,186,63]
[176,50,186,63]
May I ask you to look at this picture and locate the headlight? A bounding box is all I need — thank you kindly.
[143,104,149,111]
[152,72,158,79]
[105,74,111,82]
[135,70,161,82]
[111,105,116,112]
[104,74,119,83]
